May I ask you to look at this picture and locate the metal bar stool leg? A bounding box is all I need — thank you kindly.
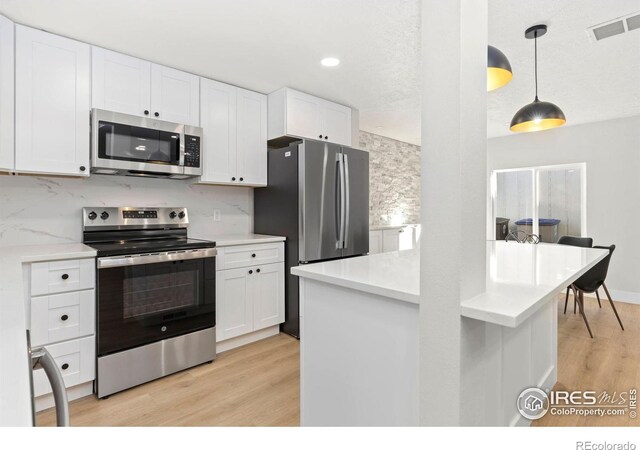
[572,285,579,314]
[577,290,594,339]
[602,283,624,331]
[564,286,570,314]
[595,289,602,308]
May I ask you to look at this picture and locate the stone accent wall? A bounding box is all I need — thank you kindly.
[359,131,421,226]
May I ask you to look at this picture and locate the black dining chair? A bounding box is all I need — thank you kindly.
[557,236,594,314]
[571,245,624,338]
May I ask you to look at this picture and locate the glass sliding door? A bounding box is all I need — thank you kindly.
[490,163,587,243]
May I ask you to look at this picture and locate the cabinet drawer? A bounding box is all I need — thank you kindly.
[31,258,95,296]
[30,290,95,347]
[216,242,284,270]
[32,336,95,397]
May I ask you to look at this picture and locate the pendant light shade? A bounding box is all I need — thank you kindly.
[510,24,566,133]
[487,45,513,91]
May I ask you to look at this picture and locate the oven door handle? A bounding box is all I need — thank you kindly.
[97,248,217,269]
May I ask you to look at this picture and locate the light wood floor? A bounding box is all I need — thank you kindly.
[39,295,639,427]
[533,294,640,427]
[37,333,300,426]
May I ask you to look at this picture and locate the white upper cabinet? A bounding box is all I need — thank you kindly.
[200,78,237,184]
[92,47,151,117]
[15,25,90,177]
[92,47,199,126]
[150,64,199,126]
[268,87,352,146]
[236,87,267,186]
[0,15,14,172]
[199,79,267,187]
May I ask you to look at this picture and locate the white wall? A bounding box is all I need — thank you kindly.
[488,115,640,300]
[0,174,252,246]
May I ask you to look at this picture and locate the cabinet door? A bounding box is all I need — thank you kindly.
[285,89,322,140]
[382,229,401,253]
[321,100,352,146]
[216,267,253,341]
[91,46,151,117]
[398,226,415,251]
[151,64,199,126]
[252,263,285,331]
[199,78,237,184]
[236,88,267,186]
[15,25,90,177]
[0,15,14,171]
[369,230,382,254]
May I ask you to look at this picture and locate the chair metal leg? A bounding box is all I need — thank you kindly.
[595,289,602,308]
[564,286,570,314]
[602,283,624,331]
[577,290,594,338]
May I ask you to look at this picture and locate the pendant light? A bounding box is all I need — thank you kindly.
[510,24,566,133]
[487,45,513,91]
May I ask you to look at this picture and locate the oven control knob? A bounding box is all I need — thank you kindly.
[100,211,109,220]
[178,211,185,219]
[169,211,177,219]
[88,211,97,220]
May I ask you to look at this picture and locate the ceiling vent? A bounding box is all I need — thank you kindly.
[587,11,640,41]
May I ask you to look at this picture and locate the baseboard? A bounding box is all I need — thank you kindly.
[216,325,280,353]
[581,288,640,305]
[35,381,93,413]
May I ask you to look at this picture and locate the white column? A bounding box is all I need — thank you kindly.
[419,0,488,425]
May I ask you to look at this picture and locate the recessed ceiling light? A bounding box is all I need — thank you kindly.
[321,57,340,67]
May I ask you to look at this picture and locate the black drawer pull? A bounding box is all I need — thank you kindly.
[256,268,261,273]
[61,363,69,370]
[61,274,69,280]
[61,314,69,321]
[251,253,256,258]
[248,270,253,274]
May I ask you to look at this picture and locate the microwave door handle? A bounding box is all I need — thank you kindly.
[31,347,69,427]
[178,130,186,167]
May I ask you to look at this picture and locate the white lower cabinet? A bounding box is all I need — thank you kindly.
[26,256,96,410]
[369,226,420,254]
[216,242,285,344]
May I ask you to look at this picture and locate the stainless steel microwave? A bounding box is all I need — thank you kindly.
[91,108,203,179]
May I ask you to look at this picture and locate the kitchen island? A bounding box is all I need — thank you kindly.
[291,241,608,426]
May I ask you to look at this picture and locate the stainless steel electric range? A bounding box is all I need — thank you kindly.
[82,207,216,398]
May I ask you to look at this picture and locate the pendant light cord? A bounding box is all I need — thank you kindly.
[534,32,539,101]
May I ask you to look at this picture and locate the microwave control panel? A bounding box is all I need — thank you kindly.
[184,135,201,168]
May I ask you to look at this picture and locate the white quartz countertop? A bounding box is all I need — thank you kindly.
[369,224,419,231]
[0,243,96,426]
[291,241,609,327]
[192,233,285,247]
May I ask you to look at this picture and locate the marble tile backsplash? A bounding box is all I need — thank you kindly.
[0,174,252,247]
[359,131,421,227]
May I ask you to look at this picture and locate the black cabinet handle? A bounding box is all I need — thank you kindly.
[239,177,244,182]
[248,270,253,274]
[256,268,261,273]
[251,253,256,258]
[154,112,160,117]
[144,110,149,115]
[324,136,329,140]
[61,363,69,370]
[61,274,69,280]
[61,314,68,321]
[79,166,86,172]
[318,134,323,138]
[231,177,236,181]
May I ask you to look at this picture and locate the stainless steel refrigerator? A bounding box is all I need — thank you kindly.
[254,139,369,337]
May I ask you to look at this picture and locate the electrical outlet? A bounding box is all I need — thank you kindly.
[213,209,221,222]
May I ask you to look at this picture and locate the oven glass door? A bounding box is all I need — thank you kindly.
[98,256,215,356]
[97,121,181,165]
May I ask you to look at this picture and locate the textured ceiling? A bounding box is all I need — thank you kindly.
[0,0,638,145]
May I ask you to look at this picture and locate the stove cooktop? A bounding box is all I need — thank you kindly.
[87,237,216,257]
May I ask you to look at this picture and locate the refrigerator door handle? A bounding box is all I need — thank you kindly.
[31,347,70,427]
[338,153,346,249]
[343,153,350,249]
